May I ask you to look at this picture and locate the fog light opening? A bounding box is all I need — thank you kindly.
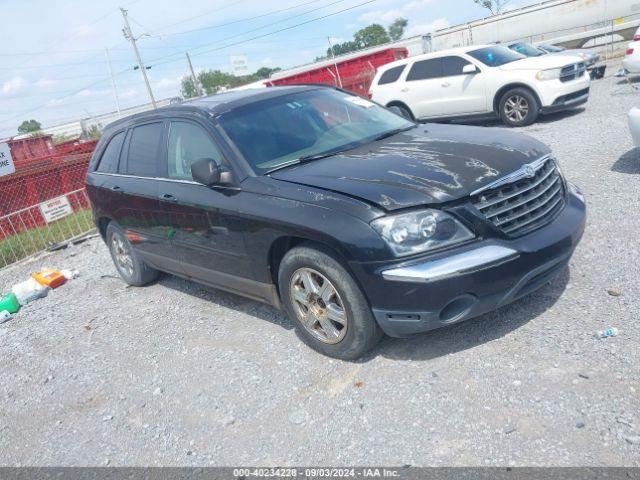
[439,295,477,324]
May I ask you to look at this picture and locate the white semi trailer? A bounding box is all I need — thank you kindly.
[426,0,640,51]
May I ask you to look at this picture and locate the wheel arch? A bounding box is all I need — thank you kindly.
[385,100,415,120]
[97,216,112,241]
[493,83,542,113]
[266,235,371,304]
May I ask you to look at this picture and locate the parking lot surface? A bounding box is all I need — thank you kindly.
[1,72,639,466]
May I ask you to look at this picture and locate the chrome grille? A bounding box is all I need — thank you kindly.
[560,62,586,83]
[471,158,565,237]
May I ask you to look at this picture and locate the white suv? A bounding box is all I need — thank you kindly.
[369,45,590,127]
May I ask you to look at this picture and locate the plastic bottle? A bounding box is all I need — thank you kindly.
[0,293,21,314]
[595,327,619,339]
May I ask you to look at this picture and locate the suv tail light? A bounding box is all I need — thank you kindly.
[367,92,373,99]
[627,48,635,55]
[634,34,640,41]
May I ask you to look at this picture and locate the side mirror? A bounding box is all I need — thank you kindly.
[191,158,234,187]
[463,64,479,75]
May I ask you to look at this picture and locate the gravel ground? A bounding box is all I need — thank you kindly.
[1,71,639,467]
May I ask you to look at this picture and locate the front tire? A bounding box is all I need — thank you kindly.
[278,245,382,360]
[106,223,158,287]
[499,88,539,127]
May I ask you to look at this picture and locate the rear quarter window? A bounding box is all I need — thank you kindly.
[124,122,164,177]
[377,65,406,85]
[96,131,125,173]
[406,58,443,81]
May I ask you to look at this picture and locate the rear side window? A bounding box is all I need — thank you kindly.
[125,123,163,177]
[378,65,406,85]
[406,58,442,81]
[96,131,124,173]
[442,56,472,76]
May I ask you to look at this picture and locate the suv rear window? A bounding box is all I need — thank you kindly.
[377,65,406,85]
[125,123,163,177]
[406,58,442,81]
[96,131,125,173]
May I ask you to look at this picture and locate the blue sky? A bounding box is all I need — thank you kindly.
[0,0,534,137]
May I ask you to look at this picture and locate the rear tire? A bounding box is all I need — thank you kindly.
[499,88,539,127]
[106,223,158,287]
[278,245,383,360]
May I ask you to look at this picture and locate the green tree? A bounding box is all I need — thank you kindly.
[87,125,101,140]
[256,66,281,78]
[473,0,511,14]
[181,77,198,99]
[180,66,282,99]
[353,24,390,49]
[388,17,408,41]
[17,119,42,135]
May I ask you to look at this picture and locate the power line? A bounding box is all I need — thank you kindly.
[149,0,325,37]
[4,0,140,73]
[146,0,352,66]
[152,0,378,67]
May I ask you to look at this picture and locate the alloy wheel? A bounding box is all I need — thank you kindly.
[504,95,530,123]
[289,268,348,344]
[112,234,134,278]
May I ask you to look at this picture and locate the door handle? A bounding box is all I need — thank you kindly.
[441,82,451,87]
[400,87,409,92]
[160,193,178,202]
[110,185,121,191]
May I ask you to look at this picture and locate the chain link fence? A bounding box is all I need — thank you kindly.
[0,146,96,269]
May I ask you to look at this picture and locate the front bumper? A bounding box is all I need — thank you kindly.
[537,74,590,108]
[351,188,586,338]
[540,87,589,114]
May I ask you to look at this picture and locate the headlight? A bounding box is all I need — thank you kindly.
[370,209,474,257]
[536,67,562,81]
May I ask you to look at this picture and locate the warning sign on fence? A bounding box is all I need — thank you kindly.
[0,142,15,177]
[39,195,73,223]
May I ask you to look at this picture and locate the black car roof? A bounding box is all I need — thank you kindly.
[102,84,328,132]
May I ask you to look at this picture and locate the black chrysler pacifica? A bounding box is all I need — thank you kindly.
[86,85,586,359]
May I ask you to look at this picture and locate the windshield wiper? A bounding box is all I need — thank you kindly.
[264,148,349,175]
[373,125,417,142]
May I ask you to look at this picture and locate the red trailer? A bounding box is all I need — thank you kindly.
[5,135,55,167]
[268,47,408,97]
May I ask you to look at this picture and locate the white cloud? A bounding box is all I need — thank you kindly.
[260,56,274,66]
[358,9,405,24]
[34,78,57,89]
[156,76,181,88]
[2,76,27,95]
[77,89,93,97]
[403,0,436,12]
[405,17,450,37]
[120,88,139,99]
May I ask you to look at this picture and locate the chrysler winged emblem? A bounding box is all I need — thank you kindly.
[523,165,536,178]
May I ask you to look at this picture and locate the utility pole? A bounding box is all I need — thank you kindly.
[327,37,343,88]
[185,52,202,97]
[120,7,156,109]
[105,48,122,117]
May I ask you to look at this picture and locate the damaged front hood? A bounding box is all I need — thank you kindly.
[270,123,550,211]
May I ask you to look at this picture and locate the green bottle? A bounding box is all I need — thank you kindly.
[0,293,21,314]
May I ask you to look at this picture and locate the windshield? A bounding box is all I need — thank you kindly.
[508,42,544,57]
[217,88,414,174]
[467,46,526,67]
[540,43,564,53]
